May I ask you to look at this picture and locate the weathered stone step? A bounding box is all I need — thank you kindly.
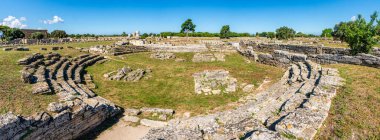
[49,58,68,80]
[74,56,104,83]
[18,53,44,65]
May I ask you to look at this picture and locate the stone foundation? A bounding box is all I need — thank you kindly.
[150,52,176,60]
[192,53,225,62]
[193,70,237,95]
[103,66,150,82]
[89,45,148,56]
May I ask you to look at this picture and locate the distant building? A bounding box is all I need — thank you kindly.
[20,29,48,39]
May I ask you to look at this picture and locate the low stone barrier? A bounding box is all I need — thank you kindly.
[247,43,380,57]
[89,45,148,56]
[238,46,380,68]
[144,44,208,52]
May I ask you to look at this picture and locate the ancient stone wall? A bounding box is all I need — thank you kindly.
[239,46,380,68]
[89,45,148,56]
[144,44,208,52]
[248,43,380,57]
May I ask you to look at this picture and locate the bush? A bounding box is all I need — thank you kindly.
[30,32,45,39]
[275,26,296,40]
[50,30,68,38]
[333,12,379,54]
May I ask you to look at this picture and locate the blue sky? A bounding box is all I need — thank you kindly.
[0,0,379,35]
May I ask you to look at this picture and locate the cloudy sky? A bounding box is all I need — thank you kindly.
[0,0,379,35]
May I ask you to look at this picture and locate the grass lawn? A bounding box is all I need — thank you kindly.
[316,64,380,139]
[87,52,284,115]
[0,41,114,116]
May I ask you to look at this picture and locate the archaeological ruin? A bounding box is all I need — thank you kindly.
[1,36,379,139]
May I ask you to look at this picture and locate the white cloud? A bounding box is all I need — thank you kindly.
[43,16,64,24]
[1,16,27,28]
[351,16,357,21]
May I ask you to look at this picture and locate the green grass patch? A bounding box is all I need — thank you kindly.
[316,64,380,139]
[87,52,283,114]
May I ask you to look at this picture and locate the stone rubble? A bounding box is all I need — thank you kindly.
[192,53,226,62]
[123,116,140,123]
[104,66,149,82]
[150,52,176,60]
[140,119,168,128]
[193,70,237,95]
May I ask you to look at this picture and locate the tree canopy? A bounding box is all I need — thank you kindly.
[220,25,231,39]
[332,11,379,54]
[180,19,196,36]
[321,28,333,37]
[30,32,45,40]
[275,26,296,40]
[0,25,26,41]
[50,30,68,38]
[1,28,25,41]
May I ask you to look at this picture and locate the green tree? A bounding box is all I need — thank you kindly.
[3,28,25,41]
[275,26,296,40]
[321,28,333,37]
[220,25,231,39]
[180,19,196,37]
[295,32,306,37]
[121,32,127,36]
[140,33,149,39]
[321,28,333,38]
[258,32,268,37]
[333,12,379,54]
[50,30,68,38]
[30,32,45,40]
[267,32,276,39]
[0,25,10,41]
[332,22,351,41]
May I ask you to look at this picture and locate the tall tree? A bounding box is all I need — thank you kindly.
[275,26,296,40]
[50,30,68,38]
[121,32,127,36]
[0,25,10,41]
[3,28,25,41]
[220,25,231,39]
[267,32,276,39]
[180,19,196,37]
[332,11,379,54]
[30,32,45,40]
[321,28,333,38]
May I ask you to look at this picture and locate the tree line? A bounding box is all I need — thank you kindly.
[0,26,69,41]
